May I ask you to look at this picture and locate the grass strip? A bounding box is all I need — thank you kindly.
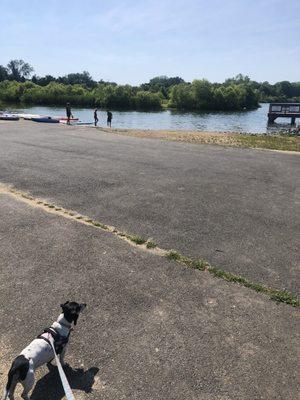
[165,251,300,308]
[4,185,299,308]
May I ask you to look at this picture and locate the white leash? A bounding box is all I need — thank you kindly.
[49,336,75,400]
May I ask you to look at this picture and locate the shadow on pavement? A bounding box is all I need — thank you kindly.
[31,364,99,400]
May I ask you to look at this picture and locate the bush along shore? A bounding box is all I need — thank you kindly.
[0,79,259,112]
[1,60,300,112]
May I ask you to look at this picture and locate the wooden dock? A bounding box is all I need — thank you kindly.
[268,103,300,124]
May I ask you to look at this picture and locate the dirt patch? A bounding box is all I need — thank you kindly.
[96,127,300,152]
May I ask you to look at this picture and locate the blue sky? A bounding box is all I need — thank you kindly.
[0,0,299,84]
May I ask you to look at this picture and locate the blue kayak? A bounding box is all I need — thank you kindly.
[31,117,59,123]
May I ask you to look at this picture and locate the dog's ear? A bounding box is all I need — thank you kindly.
[60,301,70,309]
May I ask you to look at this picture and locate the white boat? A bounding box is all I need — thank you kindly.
[16,113,43,119]
[0,114,19,121]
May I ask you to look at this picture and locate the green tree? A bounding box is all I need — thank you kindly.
[134,91,162,110]
[32,75,56,86]
[142,76,185,98]
[7,59,34,81]
[275,81,293,97]
[0,65,8,81]
[169,83,194,110]
[225,74,251,85]
[58,71,96,88]
[192,79,213,110]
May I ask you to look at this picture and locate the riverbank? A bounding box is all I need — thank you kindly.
[97,127,300,152]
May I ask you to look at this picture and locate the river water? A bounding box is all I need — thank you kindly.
[5,103,297,134]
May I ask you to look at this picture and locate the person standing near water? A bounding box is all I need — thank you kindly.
[66,102,73,125]
[94,108,98,126]
[107,110,112,127]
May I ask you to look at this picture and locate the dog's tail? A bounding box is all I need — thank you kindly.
[3,355,29,400]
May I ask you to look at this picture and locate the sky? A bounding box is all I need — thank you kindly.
[0,0,299,85]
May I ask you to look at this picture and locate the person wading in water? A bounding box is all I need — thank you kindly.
[107,110,112,127]
[66,102,73,125]
[94,108,99,126]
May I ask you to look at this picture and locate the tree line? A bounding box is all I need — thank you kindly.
[0,60,299,112]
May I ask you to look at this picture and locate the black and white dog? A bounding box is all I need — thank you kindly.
[3,301,86,400]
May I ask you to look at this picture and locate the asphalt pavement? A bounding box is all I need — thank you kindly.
[0,121,299,294]
[0,194,299,400]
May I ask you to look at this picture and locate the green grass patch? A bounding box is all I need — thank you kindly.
[192,259,209,271]
[92,221,108,230]
[236,134,300,152]
[48,205,55,209]
[146,241,157,249]
[208,266,267,293]
[129,235,147,245]
[92,221,101,227]
[166,251,182,261]
[163,251,299,308]
[207,266,300,307]
[269,290,300,307]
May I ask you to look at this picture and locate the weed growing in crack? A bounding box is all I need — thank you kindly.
[166,251,181,261]
[269,290,300,307]
[146,241,157,249]
[130,235,147,245]
[192,259,209,271]
[91,221,108,230]
[207,267,299,307]
[164,252,300,308]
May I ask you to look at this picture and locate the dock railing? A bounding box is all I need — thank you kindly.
[268,103,300,124]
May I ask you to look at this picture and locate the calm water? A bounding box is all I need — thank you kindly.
[5,103,297,134]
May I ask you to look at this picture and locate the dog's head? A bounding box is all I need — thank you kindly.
[60,301,86,325]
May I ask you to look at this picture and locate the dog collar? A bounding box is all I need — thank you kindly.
[60,320,72,329]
